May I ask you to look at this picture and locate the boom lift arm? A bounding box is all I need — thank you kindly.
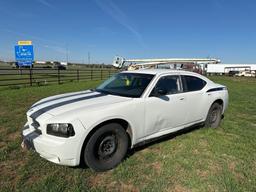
[112,56,221,71]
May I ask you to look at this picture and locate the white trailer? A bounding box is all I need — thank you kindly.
[207,64,256,74]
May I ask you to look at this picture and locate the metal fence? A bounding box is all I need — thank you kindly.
[0,68,118,87]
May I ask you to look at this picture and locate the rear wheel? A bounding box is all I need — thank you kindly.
[83,123,128,171]
[205,103,222,128]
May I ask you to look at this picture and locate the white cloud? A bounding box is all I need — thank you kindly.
[1,28,67,55]
[3,28,63,46]
[43,45,68,55]
[93,0,145,47]
[35,0,53,8]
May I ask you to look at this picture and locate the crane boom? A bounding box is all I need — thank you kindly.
[112,56,220,70]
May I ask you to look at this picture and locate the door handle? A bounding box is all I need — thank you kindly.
[179,97,185,100]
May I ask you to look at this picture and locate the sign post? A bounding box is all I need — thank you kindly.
[15,41,34,67]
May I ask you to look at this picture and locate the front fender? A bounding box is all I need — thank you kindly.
[76,114,137,165]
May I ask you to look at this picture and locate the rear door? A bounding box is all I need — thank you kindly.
[180,75,207,123]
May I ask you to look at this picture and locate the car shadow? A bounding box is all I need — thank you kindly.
[76,123,205,170]
[126,123,205,158]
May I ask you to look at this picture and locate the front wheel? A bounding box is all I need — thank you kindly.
[83,123,129,171]
[205,103,223,128]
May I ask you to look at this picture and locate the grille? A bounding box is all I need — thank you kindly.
[34,128,42,135]
[31,119,40,129]
[30,118,42,135]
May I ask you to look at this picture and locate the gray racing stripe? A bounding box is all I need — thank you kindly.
[31,91,93,109]
[30,92,106,119]
[206,87,225,93]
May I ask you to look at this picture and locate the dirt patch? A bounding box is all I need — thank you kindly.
[7,131,20,142]
[89,174,139,192]
[88,172,109,187]
[196,169,209,178]
[0,158,26,189]
[228,161,245,181]
[151,162,162,174]
[119,182,139,192]
[0,127,7,135]
[199,139,209,148]
[228,161,236,172]
[0,141,5,148]
[193,149,199,155]
[88,171,120,190]
[170,184,191,192]
[208,161,222,174]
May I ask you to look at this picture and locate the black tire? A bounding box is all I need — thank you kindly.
[205,103,223,128]
[83,123,129,172]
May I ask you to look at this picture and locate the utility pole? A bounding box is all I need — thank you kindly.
[88,52,90,65]
[66,43,69,64]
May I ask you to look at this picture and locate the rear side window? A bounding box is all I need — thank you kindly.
[181,75,206,92]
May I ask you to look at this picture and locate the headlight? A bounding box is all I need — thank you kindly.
[46,123,75,138]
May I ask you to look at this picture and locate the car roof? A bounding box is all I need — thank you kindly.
[121,69,197,76]
[121,69,213,83]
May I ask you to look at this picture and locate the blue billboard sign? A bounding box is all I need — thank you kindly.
[15,45,34,67]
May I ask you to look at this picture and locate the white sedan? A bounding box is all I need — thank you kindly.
[22,69,228,171]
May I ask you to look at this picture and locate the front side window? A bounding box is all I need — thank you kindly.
[151,75,180,95]
[96,73,154,98]
[181,75,206,92]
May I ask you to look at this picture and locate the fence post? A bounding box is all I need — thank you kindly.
[29,68,32,86]
[57,69,60,84]
[77,69,79,81]
[108,70,111,78]
[101,70,103,80]
[91,69,93,80]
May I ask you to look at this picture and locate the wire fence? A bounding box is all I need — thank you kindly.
[0,68,118,87]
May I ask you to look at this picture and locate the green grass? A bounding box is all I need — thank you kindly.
[0,76,256,191]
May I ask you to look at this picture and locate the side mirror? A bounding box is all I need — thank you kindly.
[157,89,168,95]
[151,88,168,97]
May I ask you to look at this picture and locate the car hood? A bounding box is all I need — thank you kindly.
[27,90,132,120]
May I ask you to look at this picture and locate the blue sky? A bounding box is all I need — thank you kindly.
[0,0,256,64]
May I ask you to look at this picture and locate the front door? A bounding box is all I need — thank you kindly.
[144,75,188,136]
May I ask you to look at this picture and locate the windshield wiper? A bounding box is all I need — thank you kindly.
[95,89,110,95]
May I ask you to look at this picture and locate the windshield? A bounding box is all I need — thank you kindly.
[96,73,154,98]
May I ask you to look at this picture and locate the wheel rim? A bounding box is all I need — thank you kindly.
[210,108,219,124]
[97,134,117,159]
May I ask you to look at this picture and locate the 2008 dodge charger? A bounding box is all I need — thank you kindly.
[22,69,228,171]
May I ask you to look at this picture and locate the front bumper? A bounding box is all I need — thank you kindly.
[21,125,36,150]
[21,122,84,166]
